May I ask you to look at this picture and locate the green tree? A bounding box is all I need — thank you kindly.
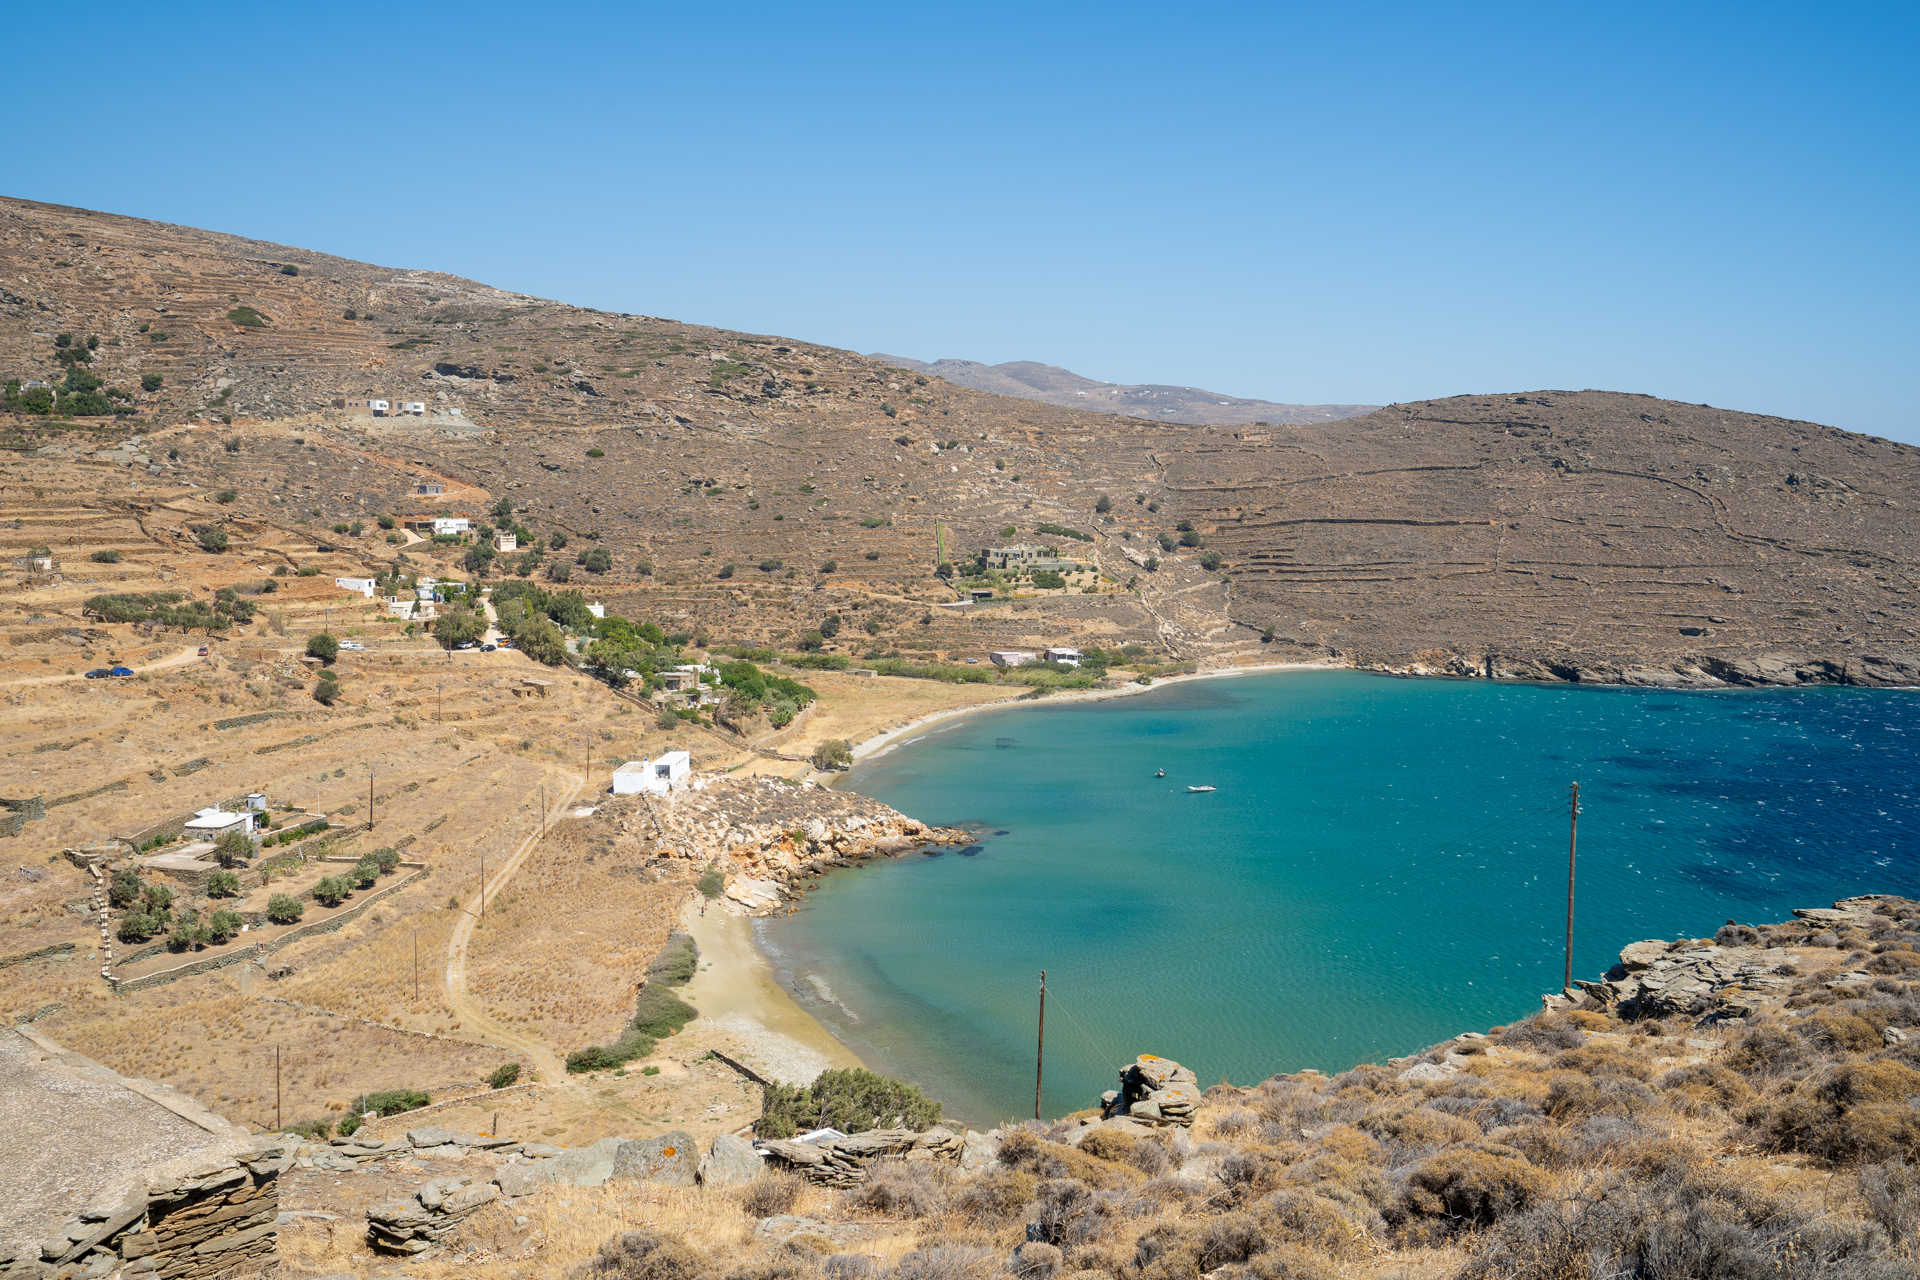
[1031,569,1067,590]
[167,911,206,952]
[432,606,486,648]
[193,525,229,553]
[207,870,241,897]
[306,632,339,664]
[490,496,514,522]
[213,828,253,868]
[141,373,164,392]
[312,876,352,908]
[349,858,380,889]
[205,909,244,944]
[820,614,842,638]
[109,868,144,908]
[810,739,853,771]
[313,670,341,705]
[266,894,303,924]
[579,546,612,574]
[1095,493,1113,513]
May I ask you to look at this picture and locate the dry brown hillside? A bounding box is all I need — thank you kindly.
[6,196,1920,684]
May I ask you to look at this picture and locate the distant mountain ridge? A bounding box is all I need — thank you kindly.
[871,354,1376,426]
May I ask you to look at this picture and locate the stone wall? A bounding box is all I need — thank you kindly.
[0,1144,285,1280]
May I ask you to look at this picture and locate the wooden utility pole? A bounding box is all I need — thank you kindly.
[412,932,419,1001]
[437,681,443,723]
[539,783,546,839]
[1564,782,1580,992]
[367,766,375,831]
[479,853,485,920]
[1034,969,1047,1120]
[274,1045,282,1132]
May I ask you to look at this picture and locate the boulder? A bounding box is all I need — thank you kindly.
[1101,1055,1202,1127]
[698,1133,764,1186]
[546,1137,624,1188]
[492,1161,558,1199]
[611,1132,698,1187]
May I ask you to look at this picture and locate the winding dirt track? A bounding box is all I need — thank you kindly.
[442,771,584,1085]
[0,645,204,688]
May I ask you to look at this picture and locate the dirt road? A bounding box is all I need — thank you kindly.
[442,771,584,1085]
[0,645,204,688]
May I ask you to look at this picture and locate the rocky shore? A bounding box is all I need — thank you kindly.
[596,776,969,913]
[1352,646,1920,688]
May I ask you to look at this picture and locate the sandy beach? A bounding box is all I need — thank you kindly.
[680,898,865,1086]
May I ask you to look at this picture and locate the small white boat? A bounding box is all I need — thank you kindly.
[1155,768,1166,778]
[1187,785,1216,793]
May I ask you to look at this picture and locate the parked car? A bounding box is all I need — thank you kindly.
[108,666,135,677]
[496,639,516,650]
[481,643,497,652]
[196,646,209,657]
[84,668,110,679]
[454,640,479,651]
[339,640,365,652]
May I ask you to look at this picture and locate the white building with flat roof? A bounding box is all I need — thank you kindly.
[334,576,376,598]
[183,807,253,839]
[989,650,1038,668]
[610,750,693,796]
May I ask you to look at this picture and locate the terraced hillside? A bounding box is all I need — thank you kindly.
[6,197,1920,684]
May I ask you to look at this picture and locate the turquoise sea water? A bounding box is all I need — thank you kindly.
[758,671,1920,1126]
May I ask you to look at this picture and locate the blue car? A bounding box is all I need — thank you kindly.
[108,666,135,677]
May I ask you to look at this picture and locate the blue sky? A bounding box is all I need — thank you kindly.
[7,2,1917,439]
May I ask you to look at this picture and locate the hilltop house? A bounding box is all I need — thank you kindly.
[990,650,1038,668]
[414,481,444,496]
[611,750,693,796]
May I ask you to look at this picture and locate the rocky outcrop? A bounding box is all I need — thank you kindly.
[1099,1054,1201,1127]
[1573,896,1900,1022]
[593,777,967,913]
[757,1128,963,1187]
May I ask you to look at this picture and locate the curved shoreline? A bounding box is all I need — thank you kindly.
[846,658,1345,769]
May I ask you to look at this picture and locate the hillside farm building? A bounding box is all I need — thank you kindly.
[334,576,376,598]
[493,531,518,552]
[990,650,1038,668]
[369,399,390,416]
[183,807,253,840]
[611,750,692,796]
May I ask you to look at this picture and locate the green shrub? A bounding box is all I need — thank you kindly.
[117,911,162,943]
[193,524,229,553]
[109,868,144,909]
[1400,1147,1547,1232]
[313,671,340,705]
[140,373,163,392]
[213,829,253,868]
[347,1088,429,1119]
[226,305,267,327]
[810,739,854,771]
[488,1062,522,1089]
[89,549,122,563]
[1034,523,1093,542]
[1031,569,1067,590]
[755,1068,942,1139]
[349,858,380,889]
[279,264,298,276]
[697,863,725,899]
[586,447,605,458]
[370,847,401,873]
[266,894,303,924]
[206,870,241,898]
[646,932,699,986]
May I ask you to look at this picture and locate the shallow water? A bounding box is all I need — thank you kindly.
[759,671,1920,1125]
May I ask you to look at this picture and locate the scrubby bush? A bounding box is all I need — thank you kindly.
[810,739,854,771]
[488,1062,522,1090]
[313,671,340,705]
[266,894,303,924]
[575,1230,703,1280]
[204,909,243,944]
[206,869,241,898]
[109,868,144,909]
[1397,1146,1547,1233]
[756,1067,941,1139]
[647,932,699,985]
[841,1161,948,1217]
[1756,1058,1920,1164]
[1030,1177,1109,1248]
[346,1088,429,1118]
[954,1168,1037,1226]
[90,549,122,563]
[742,1174,802,1219]
[697,863,725,899]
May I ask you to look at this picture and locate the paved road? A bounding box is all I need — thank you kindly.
[441,772,584,1085]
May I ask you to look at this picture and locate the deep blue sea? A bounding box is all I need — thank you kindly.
[758,671,1920,1126]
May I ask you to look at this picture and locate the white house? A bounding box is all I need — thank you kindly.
[183,807,253,840]
[334,576,376,598]
[585,602,606,619]
[611,750,693,796]
[989,650,1038,668]
[432,517,472,537]
[493,531,518,553]
[369,399,391,417]
[1044,646,1083,667]
[403,401,427,416]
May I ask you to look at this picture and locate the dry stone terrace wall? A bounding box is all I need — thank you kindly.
[0,1028,283,1280]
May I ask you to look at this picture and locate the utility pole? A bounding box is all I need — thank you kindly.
[367,766,375,831]
[437,681,443,723]
[274,1045,282,1132]
[479,853,485,920]
[1034,969,1047,1121]
[412,932,419,1001]
[1564,782,1580,993]
[539,783,546,839]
